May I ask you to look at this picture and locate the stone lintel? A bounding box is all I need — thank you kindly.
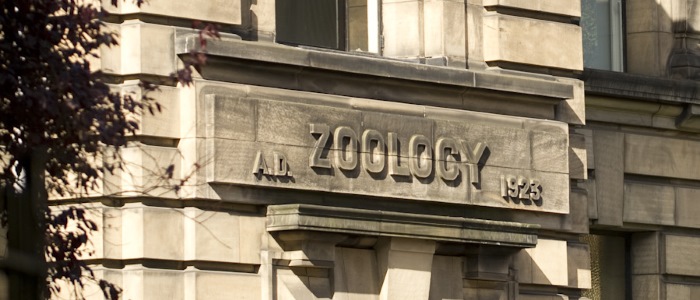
[266,204,539,248]
[175,35,573,104]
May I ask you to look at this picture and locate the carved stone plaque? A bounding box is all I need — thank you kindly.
[203,94,570,214]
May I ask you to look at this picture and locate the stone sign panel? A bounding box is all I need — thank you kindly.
[204,94,569,214]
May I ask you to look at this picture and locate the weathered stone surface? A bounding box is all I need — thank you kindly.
[531,130,569,173]
[101,21,176,77]
[593,130,624,226]
[424,0,467,66]
[623,182,675,226]
[116,82,180,139]
[569,132,587,180]
[514,239,568,286]
[631,232,660,275]
[567,242,591,289]
[464,279,511,300]
[482,13,583,71]
[102,0,242,25]
[205,94,570,213]
[333,248,380,300]
[266,204,539,248]
[276,266,332,300]
[122,205,184,260]
[675,187,700,228]
[184,208,264,264]
[109,145,181,199]
[665,234,700,277]
[557,77,586,126]
[177,38,576,102]
[376,237,435,300]
[625,133,700,180]
[120,267,184,300]
[429,255,463,300]
[562,188,589,234]
[382,1,421,58]
[632,275,661,300]
[483,0,581,17]
[190,270,262,300]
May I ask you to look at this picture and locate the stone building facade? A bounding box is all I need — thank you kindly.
[28,0,700,299]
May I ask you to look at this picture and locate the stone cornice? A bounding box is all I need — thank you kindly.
[175,34,574,108]
[266,204,539,248]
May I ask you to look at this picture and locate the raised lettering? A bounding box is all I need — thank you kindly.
[459,141,487,164]
[388,132,410,177]
[409,134,432,178]
[435,137,458,181]
[530,179,542,200]
[361,129,385,174]
[309,124,331,168]
[334,126,358,170]
[252,151,270,175]
[273,152,289,176]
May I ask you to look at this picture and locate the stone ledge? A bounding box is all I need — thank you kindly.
[583,68,700,104]
[266,204,539,248]
[176,35,574,103]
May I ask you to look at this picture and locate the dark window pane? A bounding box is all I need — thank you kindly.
[276,0,344,50]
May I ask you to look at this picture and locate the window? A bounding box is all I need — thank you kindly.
[275,0,380,53]
[581,0,625,71]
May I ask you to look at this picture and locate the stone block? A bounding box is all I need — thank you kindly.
[101,21,176,77]
[483,0,581,17]
[115,145,182,198]
[631,232,660,275]
[464,279,510,300]
[623,182,675,226]
[625,133,700,180]
[191,270,262,300]
[102,0,242,25]
[333,248,380,300]
[119,267,185,300]
[592,130,624,226]
[562,188,589,234]
[665,234,700,277]
[204,95,256,141]
[183,208,263,264]
[376,237,436,300]
[666,283,691,300]
[277,266,332,299]
[433,119,531,170]
[483,13,583,71]
[382,1,421,58]
[569,133,587,180]
[206,95,570,214]
[675,187,700,228]
[557,77,586,126]
[631,275,661,300]
[423,0,467,65]
[115,82,180,139]
[531,130,568,173]
[429,255,463,300]
[514,239,568,286]
[120,205,184,260]
[567,242,591,289]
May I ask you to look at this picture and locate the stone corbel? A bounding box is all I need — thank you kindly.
[270,230,348,268]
